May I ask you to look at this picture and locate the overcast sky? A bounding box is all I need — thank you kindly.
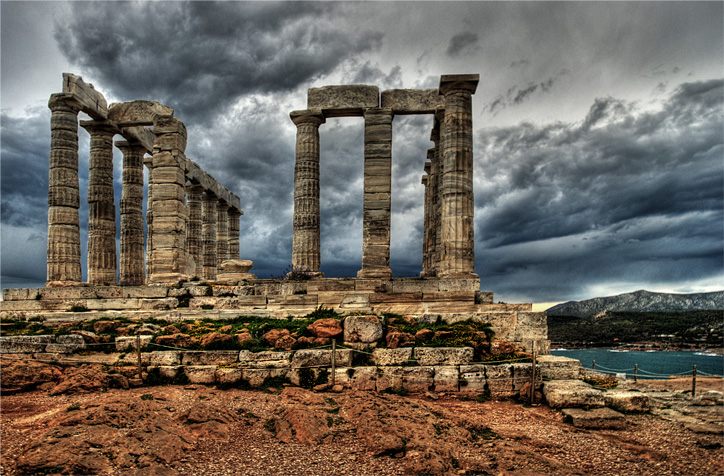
[1,1,722,303]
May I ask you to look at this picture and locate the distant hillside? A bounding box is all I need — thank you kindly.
[546,290,724,317]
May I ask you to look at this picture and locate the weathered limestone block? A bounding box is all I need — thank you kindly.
[290,367,329,387]
[414,347,473,366]
[238,350,292,369]
[0,335,54,353]
[152,365,181,380]
[380,89,442,114]
[242,368,289,387]
[543,380,606,409]
[437,278,480,292]
[291,349,353,369]
[147,351,182,366]
[216,367,243,384]
[372,348,413,366]
[434,366,460,393]
[139,297,179,310]
[185,366,217,384]
[343,315,383,343]
[45,334,86,353]
[376,366,434,393]
[62,73,108,119]
[115,335,152,351]
[307,85,379,116]
[390,280,440,293]
[339,294,370,308]
[537,355,582,380]
[107,100,173,125]
[459,364,489,395]
[333,366,377,391]
[515,312,548,340]
[604,391,651,413]
[562,408,626,430]
[181,351,238,366]
[216,259,256,283]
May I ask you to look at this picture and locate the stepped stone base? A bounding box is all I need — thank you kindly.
[1,277,549,354]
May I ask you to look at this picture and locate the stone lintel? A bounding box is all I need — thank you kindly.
[307,85,379,117]
[185,159,241,211]
[380,89,442,114]
[79,119,119,135]
[61,73,108,120]
[439,74,480,95]
[424,161,431,174]
[119,126,155,153]
[108,100,174,126]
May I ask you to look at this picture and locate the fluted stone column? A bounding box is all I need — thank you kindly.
[291,110,325,274]
[116,141,146,285]
[186,184,204,277]
[432,113,444,273]
[421,171,431,275]
[438,75,479,278]
[358,108,393,279]
[148,115,189,283]
[144,157,154,278]
[202,192,218,280]
[47,94,83,284]
[227,208,242,260]
[216,201,230,268]
[82,121,118,285]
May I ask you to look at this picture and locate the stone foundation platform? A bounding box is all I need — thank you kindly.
[1,277,549,354]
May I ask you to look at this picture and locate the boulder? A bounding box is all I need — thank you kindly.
[0,359,62,393]
[135,323,163,335]
[415,329,434,342]
[70,330,100,344]
[274,335,297,350]
[262,328,290,346]
[155,333,199,349]
[297,336,331,347]
[93,320,117,334]
[200,332,233,349]
[308,318,343,338]
[236,332,253,345]
[344,315,383,343]
[490,339,520,355]
[386,331,415,349]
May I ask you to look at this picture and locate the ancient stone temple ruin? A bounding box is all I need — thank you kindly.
[291,75,478,280]
[1,73,563,397]
[46,73,243,287]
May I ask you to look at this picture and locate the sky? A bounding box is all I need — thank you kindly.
[1,1,722,304]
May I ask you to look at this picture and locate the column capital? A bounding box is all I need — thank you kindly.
[186,182,205,192]
[439,74,479,95]
[48,93,83,113]
[227,207,242,217]
[290,109,325,126]
[362,107,393,120]
[217,201,230,211]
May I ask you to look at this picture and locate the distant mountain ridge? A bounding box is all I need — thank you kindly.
[546,290,724,317]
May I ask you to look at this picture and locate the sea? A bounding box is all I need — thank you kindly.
[551,348,724,380]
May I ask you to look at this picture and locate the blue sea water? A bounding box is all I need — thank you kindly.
[551,348,724,379]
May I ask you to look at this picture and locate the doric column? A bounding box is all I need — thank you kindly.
[227,208,242,260]
[358,108,393,279]
[290,109,325,274]
[186,183,204,277]
[202,191,218,280]
[47,94,83,284]
[216,201,230,268]
[438,74,479,278]
[147,115,189,283]
[116,141,146,285]
[82,120,118,285]
[144,156,154,278]
[431,113,444,274]
[421,169,431,275]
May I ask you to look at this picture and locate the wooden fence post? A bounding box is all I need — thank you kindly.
[692,364,697,398]
[136,334,143,381]
[634,364,638,383]
[331,339,336,387]
[530,341,537,405]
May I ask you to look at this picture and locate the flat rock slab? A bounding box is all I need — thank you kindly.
[543,380,605,408]
[562,407,626,430]
[604,391,651,413]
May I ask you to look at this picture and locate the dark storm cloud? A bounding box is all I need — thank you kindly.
[446,32,479,58]
[487,71,568,114]
[476,79,723,301]
[54,1,382,123]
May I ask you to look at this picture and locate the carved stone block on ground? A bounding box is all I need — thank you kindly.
[343,315,383,343]
[605,391,651,413]
[291,349,352,369]
[562,407,626,430]
[543,380,606,409]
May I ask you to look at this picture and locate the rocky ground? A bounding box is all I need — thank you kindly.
[1,364,722,476]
